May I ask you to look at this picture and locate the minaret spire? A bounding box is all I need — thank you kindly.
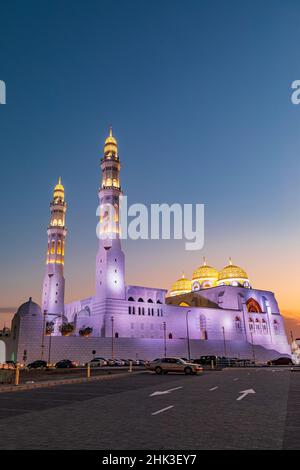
[41,178,67,317]
[94,128,125,301]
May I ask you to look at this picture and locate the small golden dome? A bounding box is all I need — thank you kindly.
[104,127,117,152]
[53,177,64,201]
[169,274,192,297]
[192,258,218,281]
[54,177,64,192]
[218,258,248,282]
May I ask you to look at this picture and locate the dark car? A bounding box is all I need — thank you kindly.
[268,357,293,366]
[194,355,222,367]
[27,360,48,369]
[55,359,77,368]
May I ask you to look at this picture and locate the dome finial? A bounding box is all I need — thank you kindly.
[203,256,207,266]
[229,256,232,265]
[109,126,113,137]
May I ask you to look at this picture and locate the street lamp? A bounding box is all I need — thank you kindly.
[111,316,114,360]
[186,310,191,361]
[163,321,167,358]
[250,331,256,364]
[41,310,62,363]
[222,326,227,358]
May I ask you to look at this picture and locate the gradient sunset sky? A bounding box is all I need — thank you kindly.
[0,0,300,336]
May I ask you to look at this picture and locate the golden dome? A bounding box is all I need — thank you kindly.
[104,127,117,152]
[53,177,64,201]
[169,274,192,297]
[218,258,248,282]
[192,258,218,281]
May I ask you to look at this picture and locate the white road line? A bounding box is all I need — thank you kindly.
[151,405,174,416]
[237,389,256,401]
[233,378,239,381]
[149,386,183,397]
[209,386,218,391]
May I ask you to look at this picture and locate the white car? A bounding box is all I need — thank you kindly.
[87,357,107,367]
[147,357,203,375]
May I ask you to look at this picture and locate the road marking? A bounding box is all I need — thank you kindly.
[209,386,218,391]
[237,389,256,401]
[152,405,174,415]
[233,378,239,381]
[149,386,183,397]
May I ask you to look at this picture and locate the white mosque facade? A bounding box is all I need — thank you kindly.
[2,130,290,364]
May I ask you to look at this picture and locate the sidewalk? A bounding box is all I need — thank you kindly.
[0,370,145,393]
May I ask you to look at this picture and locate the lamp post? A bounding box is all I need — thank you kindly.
[111,316,114,360]
[41,310,47,360]
[186,310,191,361]
[41,311,61,364]
[222,326,227,358]
[163,321,167,358]
[250,331,256,364]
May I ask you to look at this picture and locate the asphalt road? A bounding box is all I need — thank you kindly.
[0,368,298,450]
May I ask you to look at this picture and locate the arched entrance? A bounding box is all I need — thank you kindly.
[246,298,262,313]
[0,340,6,364]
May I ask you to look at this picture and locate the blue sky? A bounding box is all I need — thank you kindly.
[0,0,300,331]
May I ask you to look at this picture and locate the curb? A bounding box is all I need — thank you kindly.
[0,370,145,393]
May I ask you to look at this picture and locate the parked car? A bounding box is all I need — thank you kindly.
[267,357,293,366]
[114,358,125,366]
[193,355,222,367]
[137,359,147,367]
[27,360,48,370]
[147,357,203,375]
[55,359,77,369]
[86,357,107,367]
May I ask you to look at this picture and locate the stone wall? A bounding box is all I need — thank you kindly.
[13,336,290,364]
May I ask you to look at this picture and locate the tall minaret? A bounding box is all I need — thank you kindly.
[95,128,125,300]
[42,178,67,316]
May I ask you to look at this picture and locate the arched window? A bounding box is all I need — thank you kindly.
[248,318,254,331]
[128,297,135,301]
[262,319,268,333]
[138,298,144,302]
[235,316,242,333]
[138,307,141,315]
[62,241,65,256]
[115,332,119,338]
[57,240,61,255]
[148,299,153,303]
[157,300,162,304]
[128,306,131,315]
[273,320,280,334]
[51,240,55,254]
[168,333,173,339]
[255,318,261,332]
[246,298,262,313]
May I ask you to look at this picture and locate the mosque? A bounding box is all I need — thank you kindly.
[1,129,290,364]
